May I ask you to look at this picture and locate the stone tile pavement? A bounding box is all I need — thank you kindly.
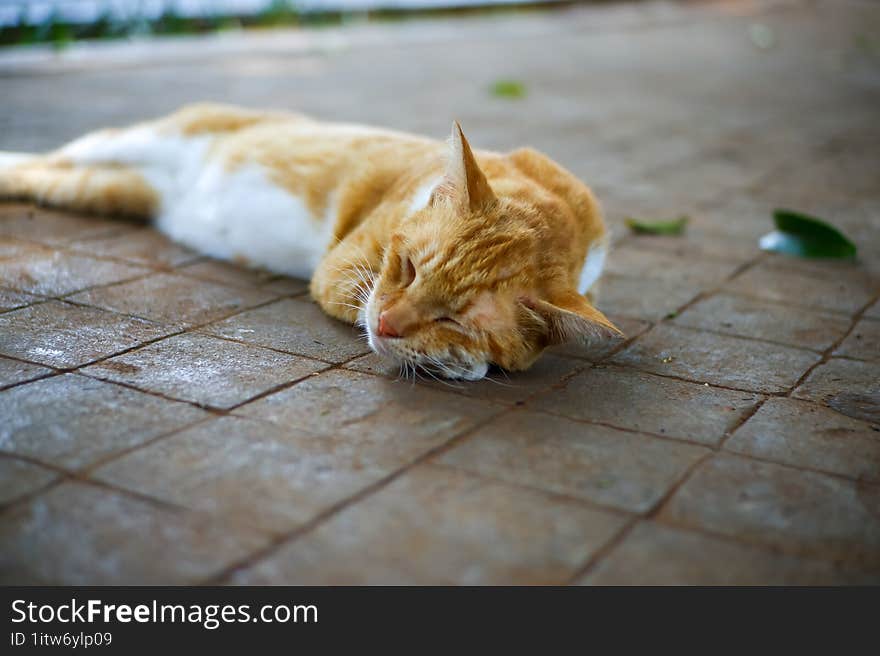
[0,0,878,584]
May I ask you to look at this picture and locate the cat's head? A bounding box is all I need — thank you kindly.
[363,122,621,380]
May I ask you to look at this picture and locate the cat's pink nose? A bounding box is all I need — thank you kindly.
[377,312,401,338]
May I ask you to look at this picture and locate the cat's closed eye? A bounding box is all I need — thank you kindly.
[402,256,416,287]
[434,316,462,327]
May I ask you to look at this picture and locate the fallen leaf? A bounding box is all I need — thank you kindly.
[625,216,689,235]
[759,208,857,259]
[490,80,526,99]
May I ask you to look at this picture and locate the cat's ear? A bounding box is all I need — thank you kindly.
[431,121,496,213]
[521,291,623,345]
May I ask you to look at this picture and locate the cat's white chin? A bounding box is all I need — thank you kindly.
[453,361,489,382]
[365,330,489,381]
[419,359,489,381]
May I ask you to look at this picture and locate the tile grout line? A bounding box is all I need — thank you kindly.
[715,395,770,449]
[2,266,157,307]
[595,249,767,387]
[0,450,75,476]
[1,241,302,325]
[644,451,717,522]
[0,315,348,399]
[75,416,220,478]
[58,284,285,328]
[783,289,880,400]
[665,319,847,355]
[200,405,514,584]
[528,408,741,451]
[0,450,190,516]
[0,479,66,514]
[0,294,350,401]
[605,358,788,395]
[65,476,193,514]
[425,461,636,518]
[513,314,658,411]
[0,369,59,392]
[189,327,370,368]
[653,510,879,568]
[566,447,716,584]
[563,517,640,585]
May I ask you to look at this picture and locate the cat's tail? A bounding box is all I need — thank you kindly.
[0,150,40,200]
[0,151,157,219]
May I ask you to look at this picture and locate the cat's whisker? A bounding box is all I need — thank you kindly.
[406,361,419,388]
[419,356,466,389]
[392,359,419,388]
[424,370,465,390]
[346,242,376,271]
[336,271,370,293]
[479,373,517,388]
[329,254,376,303]
[327,301,363,312]
[410,365,430,389]
[335,247,377,290]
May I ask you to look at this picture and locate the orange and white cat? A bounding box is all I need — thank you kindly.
[0,103,620,380]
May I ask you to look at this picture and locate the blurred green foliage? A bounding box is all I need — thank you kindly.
[0,2,300,47]
[0,1,564,48]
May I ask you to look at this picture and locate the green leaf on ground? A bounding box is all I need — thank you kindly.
[625,216,689,235]
[490,80,526,99]
[759,209,857,259]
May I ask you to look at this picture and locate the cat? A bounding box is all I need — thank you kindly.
[0,103,621,380]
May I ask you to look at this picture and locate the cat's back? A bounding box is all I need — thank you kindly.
[161,102,310,135]
[213,112,438,173]
[161,102,435,165]
[493,146,607,293]
[150,104,442,279]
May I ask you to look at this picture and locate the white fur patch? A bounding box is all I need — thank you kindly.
[62,126,334,279]
[159,162,333,279]
[578,241,607,295]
